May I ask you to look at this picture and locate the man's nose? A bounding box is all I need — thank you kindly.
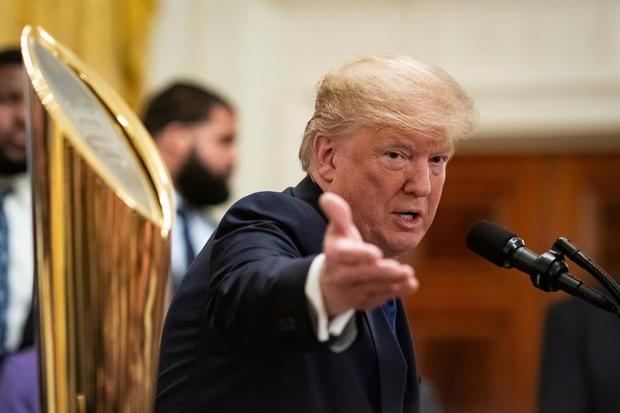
[228,146,238,169]
[14,102,25,127]
[403,160,431,196]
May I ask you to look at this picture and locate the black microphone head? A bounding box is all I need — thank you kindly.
[466,220,518,267]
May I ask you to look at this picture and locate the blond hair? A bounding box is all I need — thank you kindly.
[299,56,477,172]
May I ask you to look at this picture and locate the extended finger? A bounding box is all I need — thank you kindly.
[325,238,383,264]
[349,277,419,309]
[328,260,415,286]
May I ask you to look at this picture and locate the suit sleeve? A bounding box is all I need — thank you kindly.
[202,199,334,351]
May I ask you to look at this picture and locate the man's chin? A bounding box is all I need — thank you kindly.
[380,238,422,258]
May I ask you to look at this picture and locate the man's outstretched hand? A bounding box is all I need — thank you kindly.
[318,192,419,317]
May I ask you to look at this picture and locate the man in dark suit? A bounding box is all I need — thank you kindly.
[0,48,34,361]
[0,47,37,412]
[538,298,620,413]
[157,55,476,413]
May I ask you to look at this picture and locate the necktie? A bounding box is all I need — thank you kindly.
[367,303,407,413]
[177,206,196,270]
[382,298,397,334]
[0,188,11,354]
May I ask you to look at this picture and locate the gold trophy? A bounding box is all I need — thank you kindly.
[21,26,174,412]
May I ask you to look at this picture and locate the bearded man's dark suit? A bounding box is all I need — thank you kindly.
[156,176,420,413]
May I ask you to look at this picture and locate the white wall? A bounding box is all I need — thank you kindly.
[148,0,620,199]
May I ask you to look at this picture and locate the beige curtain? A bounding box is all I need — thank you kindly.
[0,0,157,108]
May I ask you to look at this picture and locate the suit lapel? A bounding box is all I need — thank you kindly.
[394,300,419,412]
[365,305,407,413]
[293,176,415,411]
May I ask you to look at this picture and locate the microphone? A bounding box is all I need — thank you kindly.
[466,220,618,315]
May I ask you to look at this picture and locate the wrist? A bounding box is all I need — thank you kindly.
[319,279,348,318]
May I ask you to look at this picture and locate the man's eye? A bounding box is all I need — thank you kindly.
[0,93,22,105]
[430,155,448,165]
[386,152,402,160]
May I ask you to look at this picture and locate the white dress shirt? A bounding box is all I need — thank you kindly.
[170,193,217,288]
[0,174,33,352]
[305,253,356,351]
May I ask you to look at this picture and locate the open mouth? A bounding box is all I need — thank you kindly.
[397,212,420,220]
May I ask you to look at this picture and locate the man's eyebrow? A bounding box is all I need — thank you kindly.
[374,139,414,153]
[434,144,454,154]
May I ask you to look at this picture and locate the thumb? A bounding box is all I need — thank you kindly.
[319,192,359,239]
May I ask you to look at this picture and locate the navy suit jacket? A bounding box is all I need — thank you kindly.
[156,176,420,413]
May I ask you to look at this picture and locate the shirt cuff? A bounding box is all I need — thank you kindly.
[304,253,355,343]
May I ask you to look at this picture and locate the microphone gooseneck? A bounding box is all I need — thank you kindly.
[553,237,620,305]
[466,220,619,316]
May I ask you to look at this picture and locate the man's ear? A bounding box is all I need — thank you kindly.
[156,122,192,157]
[314,135,337,182]
[154,122,193,177]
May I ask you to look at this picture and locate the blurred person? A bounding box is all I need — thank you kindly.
[142,83,237,290]
[0,47,36,411]
[0,347,37,412]
[538,297,620,413]
[420,380,444,413]
[156,56,476,413]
